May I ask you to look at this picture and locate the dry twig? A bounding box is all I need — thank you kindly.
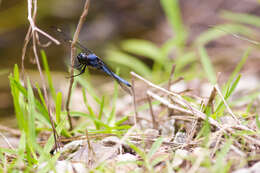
[23,0,61,149]
[147,94,158,129]
[214,84,239,123]
[131,75,138,125]
[66,0,90,130]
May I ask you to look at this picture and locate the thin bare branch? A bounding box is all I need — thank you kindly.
[21,27,32,79]
[66,0,90,130]
[23,0,61,149]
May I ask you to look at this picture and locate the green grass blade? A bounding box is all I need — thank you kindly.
[97,96,105,130]
[226,74,241,99]
[107,72,119,126]
[41,50,56,100]
[17,131,26,165]
[160,0,187,46]
[196,24,255,46]
[115,115,129,126]
[198,46,216,84]
[55,92,62,123]
[212,139,232,173]
[11,79,50,124]
[215,74,241,116]
[82,88,99,129]
[223,48,250,94]
[147,137,163,160]
[256,114,260,133]
[106,50,151,77]
[70,111,110,129]
[35,82,48,111]
[9,78,24,130]
[26,78,37,159]
[121,39,164,65]
[215,48,250,113]
[221,11,260,27]
[77,77,100,104]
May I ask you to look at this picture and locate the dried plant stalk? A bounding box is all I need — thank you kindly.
[66,0,90,130]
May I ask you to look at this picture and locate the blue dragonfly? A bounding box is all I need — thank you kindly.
[55,28,132,94]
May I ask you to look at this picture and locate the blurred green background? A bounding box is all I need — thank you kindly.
[0,0,260,126]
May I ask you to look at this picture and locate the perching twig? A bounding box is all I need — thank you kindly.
[66,0,90,130]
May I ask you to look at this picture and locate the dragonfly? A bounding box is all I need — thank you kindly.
[55,28,132,94]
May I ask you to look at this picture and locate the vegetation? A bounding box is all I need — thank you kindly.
[1,0,260,172]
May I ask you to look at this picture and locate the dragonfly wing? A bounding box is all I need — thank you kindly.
[54,27,93,54]
[118,81,132,95]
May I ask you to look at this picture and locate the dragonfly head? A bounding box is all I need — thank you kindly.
[77,52,87,64]
[77,53,98,64]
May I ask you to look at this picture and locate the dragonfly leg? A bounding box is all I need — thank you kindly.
[67,64,87,78]
[72,62,83,70]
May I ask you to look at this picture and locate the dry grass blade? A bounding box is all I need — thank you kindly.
[66,0,90,130]
[0,132,15,150]
[147,90,222,129]
[146,94,158,129]
[214,84,239,123]
[131,72,199,116]
[204,86,217,113]
[208,25,260,45]
[131,77,138,125]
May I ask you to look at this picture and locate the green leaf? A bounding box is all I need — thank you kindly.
[221,11,260,28]
[256,114,260,133]
[11,79,50,125]
[97,96,105,130]
[82,88,99,129]
[55,92,62,123]
[196,24,255,46]
[70,111,110,129]
[212,139,232,173]
[160,0,187,46]
[106,50,151,77]
[41,50,56,100]
[198,46,216,84]
[107,76,119,126]
[121,39,164,65]
[115,115,129,126]
[26,78,37,158]
[223,48,250,95]
[147,137,163,160]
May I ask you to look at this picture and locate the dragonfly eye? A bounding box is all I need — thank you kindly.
[77,53,87,62]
